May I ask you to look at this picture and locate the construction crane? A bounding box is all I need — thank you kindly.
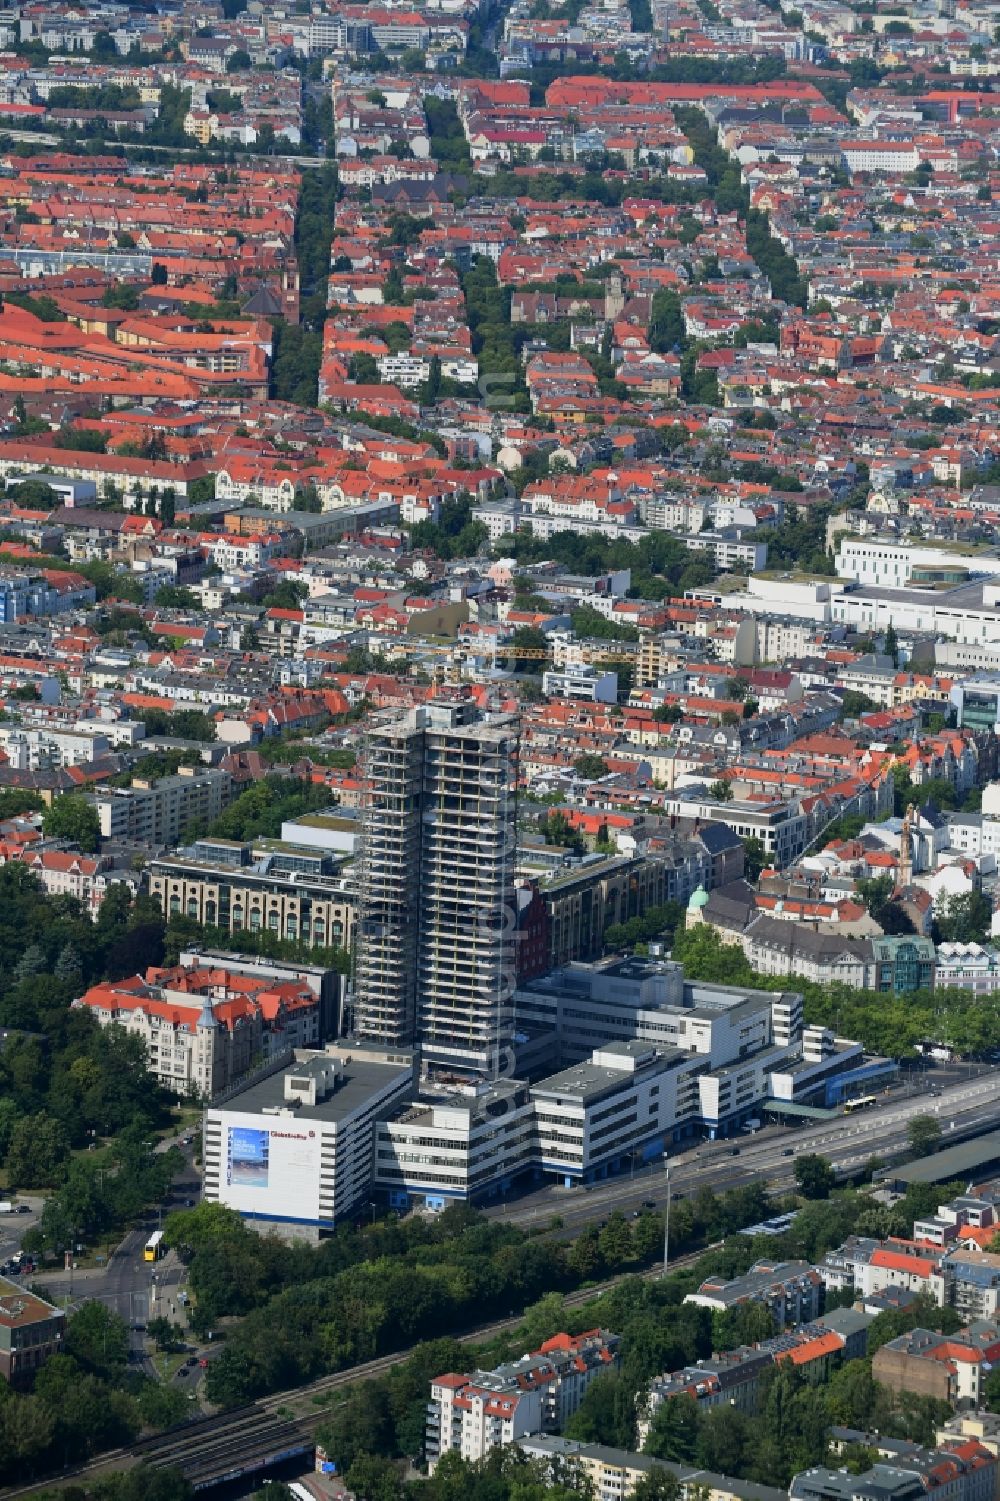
[367,638,638,664]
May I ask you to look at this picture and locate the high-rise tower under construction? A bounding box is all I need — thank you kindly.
[354,702,519,1078]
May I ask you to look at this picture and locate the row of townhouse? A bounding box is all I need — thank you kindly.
[638,1307,872,1445]
[427,1330,620,1469]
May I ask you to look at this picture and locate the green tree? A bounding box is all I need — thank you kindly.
[314,1380,394,1472]
[936,890,990,943]
[65,1302,129,1380]
[41,795,101,852]
[261,579,308,612]
[644,1393,701,1463]
[794,1154,835,1200]
[91,29,117,61]
[857,874,895,916]
[632,1468,682,1501]
[672,924,755,986]
[539,810,584,853]
[153,585,199,609]
[696,1404,751,1476]
[5,1112,70,1188]
[917,777,957,811]
[147,1316,182,1352]
[984,1365,1000,1414]
[570,603,639,642]
[708,779,733,802]
[344,1455,404,1501]
[907,1115,942,1158]
[575,754,609,780]
[563,1371,633,1447]
[650,289,685,353]
[598,1210,635,1267]
[743,836,767,880]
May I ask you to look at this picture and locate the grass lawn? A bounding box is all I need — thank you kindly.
[153,1349,190,1382]
[162,1105,202,1140]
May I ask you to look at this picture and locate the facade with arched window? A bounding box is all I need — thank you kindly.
[146,853,354,958]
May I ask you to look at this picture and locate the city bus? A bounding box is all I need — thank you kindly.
[144,1230,164,1262]
[843,1095,877,1115]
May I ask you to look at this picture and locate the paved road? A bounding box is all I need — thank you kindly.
[34,1135,202,1371]
[490,1071,1000,1231]
[0,1242,717,1501]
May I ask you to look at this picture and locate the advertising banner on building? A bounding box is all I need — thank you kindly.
[221,1112,322,1221]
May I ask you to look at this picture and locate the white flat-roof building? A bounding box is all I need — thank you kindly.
[541,666,618,704]
[375,1079,536,1212]
[203,1043,416,1241]
[530,1041,701,1189]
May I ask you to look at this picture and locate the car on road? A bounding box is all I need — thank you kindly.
[641,1199,656,1210]
[16,1204,29,1214]
[199,1358,208,1368]
[184,1198,195,1208]
[783,1148,794,1157]
[730,1147,741,1156]
[177,1366,188,1377]
[185,1356,198,1367]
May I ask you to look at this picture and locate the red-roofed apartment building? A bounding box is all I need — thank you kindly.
[428,1330,620,1470]
[74,956,326,1098]
[874,1322,1000,1406]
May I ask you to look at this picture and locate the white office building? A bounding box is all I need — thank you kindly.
[541,666,618,704]
[375,1079,536,1211]
[202,1044,416,1241]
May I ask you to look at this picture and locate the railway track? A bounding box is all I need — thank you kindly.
[267,1241,719,1420]
[0,1244,716,1498]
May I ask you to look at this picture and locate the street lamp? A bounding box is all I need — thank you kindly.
[662,1161,671,1278]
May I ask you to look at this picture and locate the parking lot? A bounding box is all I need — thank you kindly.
[0,1196,44,1278]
